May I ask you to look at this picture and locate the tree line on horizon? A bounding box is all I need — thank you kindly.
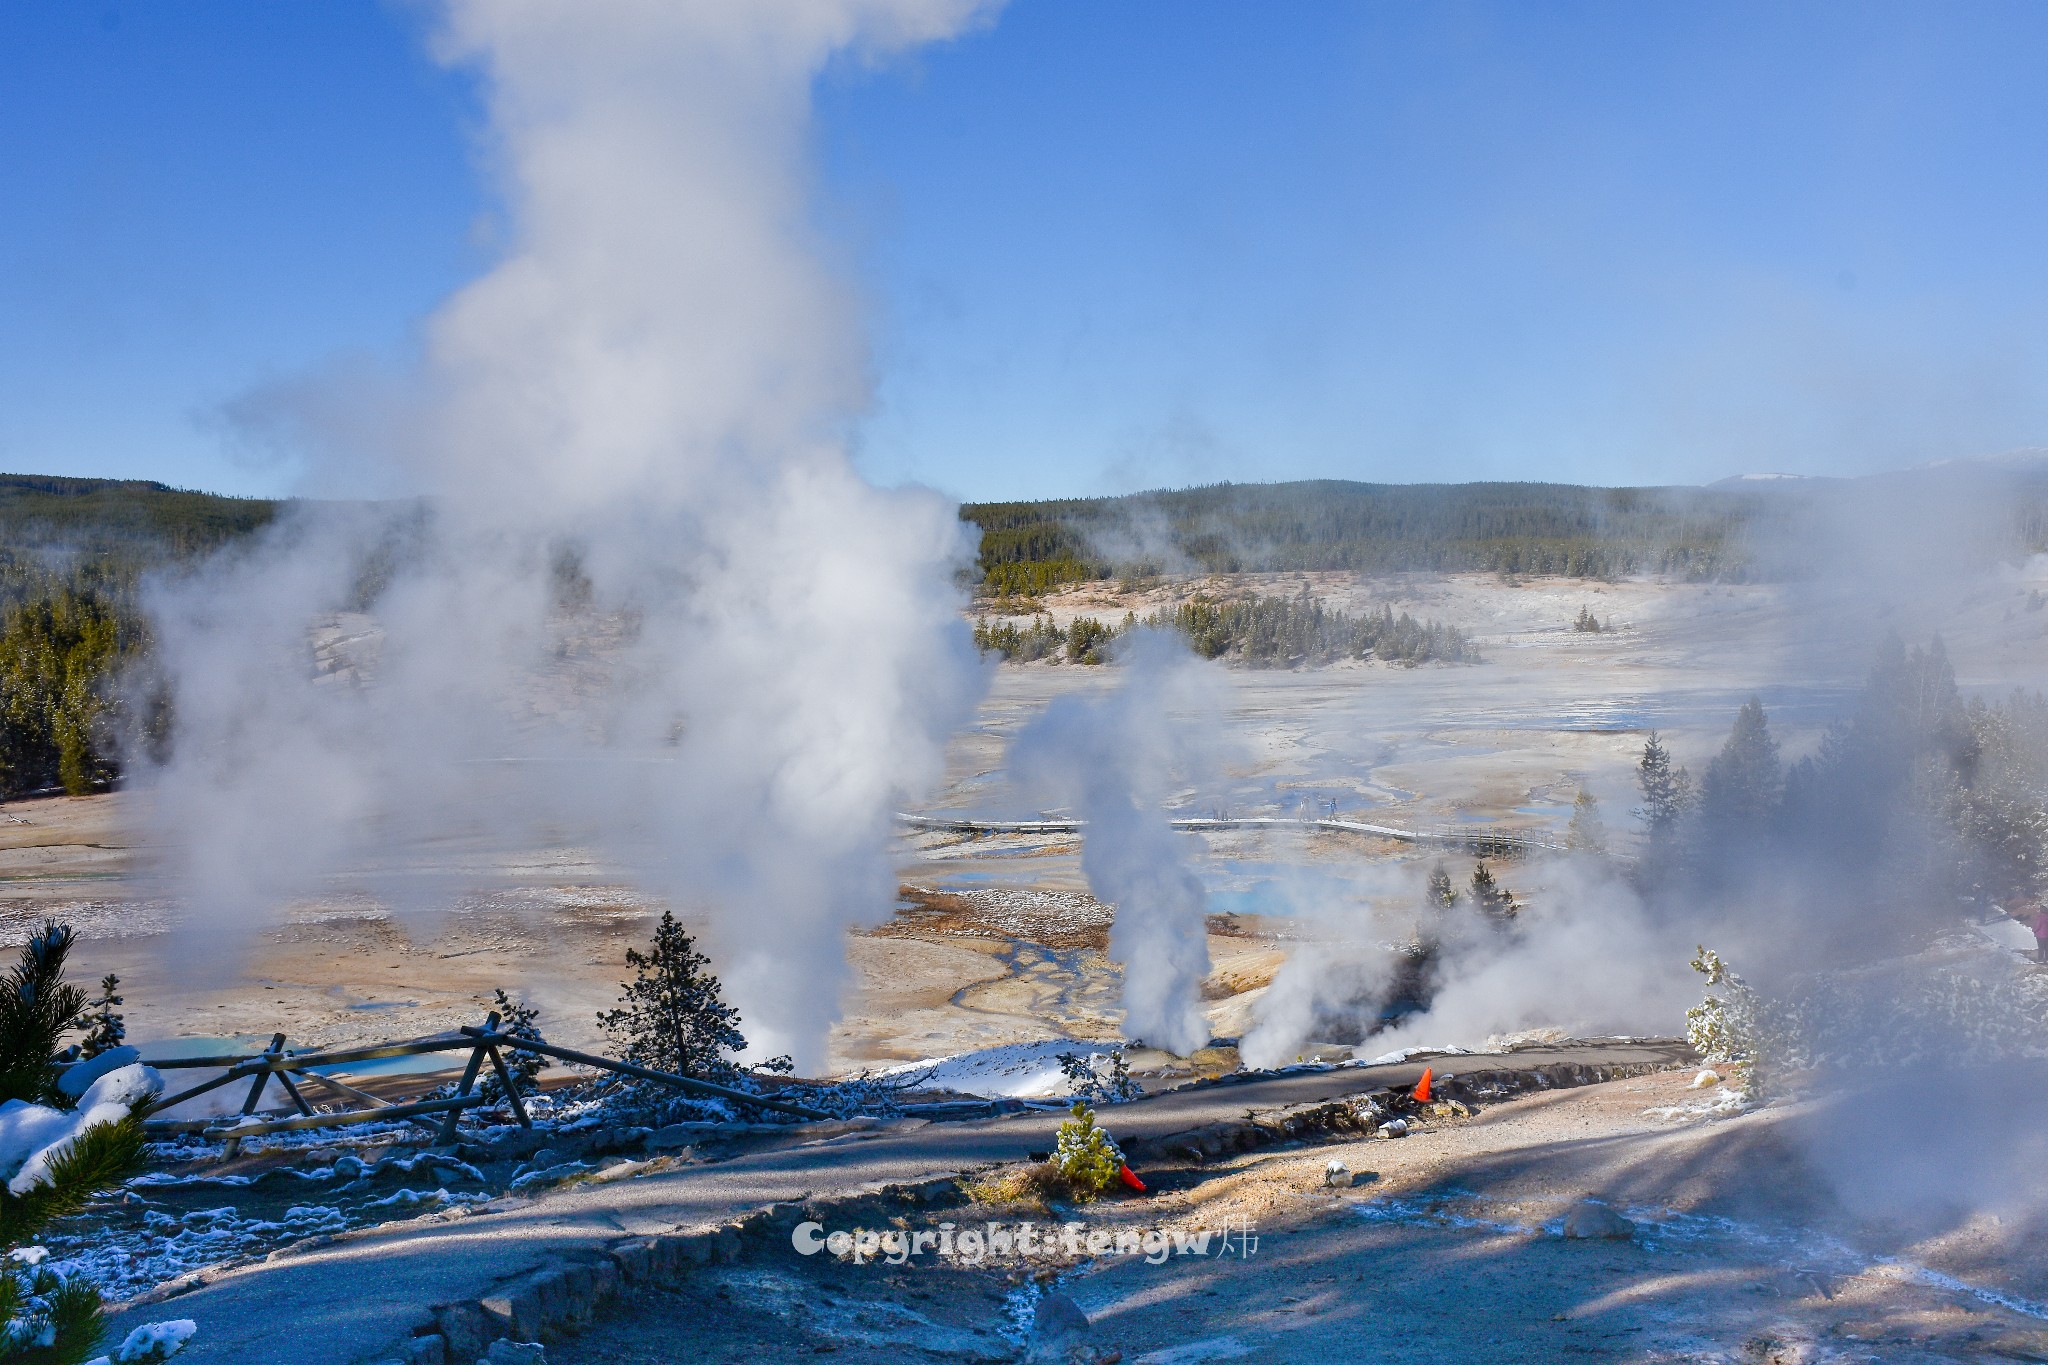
[4,466,2047,803]
[963,472,2048,597]
[965,479,1759,595]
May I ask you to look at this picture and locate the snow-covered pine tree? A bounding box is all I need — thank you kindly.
[0,924,163,1365]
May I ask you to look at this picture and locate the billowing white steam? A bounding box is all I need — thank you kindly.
[138,0,997,1068]
[1010,633,1218,1057]
[1237,856,1689,1068]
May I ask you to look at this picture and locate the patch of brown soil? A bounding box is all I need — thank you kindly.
[876,885,1115,950]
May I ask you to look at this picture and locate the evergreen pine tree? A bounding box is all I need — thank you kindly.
[1425,865,1459,911]
[1566,789,1608,853]
[0,925,88,1107]
[78,974,124,1061]
[1469,862,1519,925]
[598,911,749,1083]
[1050,1101,1125,1199]
[1635,732,1692,839]
[0,925,157,1365]
[1701,697,1783,834]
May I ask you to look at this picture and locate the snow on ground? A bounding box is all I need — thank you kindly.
[1974,916,2041,955]
[879,1040,1098,1099]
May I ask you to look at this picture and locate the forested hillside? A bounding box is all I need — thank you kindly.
[4,466,2045,794]
[963,481,1758,595]
[963,469,2048,595]
[0,476,277,795]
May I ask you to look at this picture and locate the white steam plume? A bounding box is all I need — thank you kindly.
[1010,633,1220,1057]
[137,0,997,1069]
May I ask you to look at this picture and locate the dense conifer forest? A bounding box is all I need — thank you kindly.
[0,476,276,795]
[963,480,1759,594]
[962,469,2048,595]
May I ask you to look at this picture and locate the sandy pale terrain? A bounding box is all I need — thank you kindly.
[12,568,2047,1079]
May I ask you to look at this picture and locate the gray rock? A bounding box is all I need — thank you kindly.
[1027,1292,1090,1362]
[483,1341,547,1365]
[644,1125,699,1151]
[1561,1199,1635,1240]
[432,1303,490,1364]
[1323,1160,1353,1188]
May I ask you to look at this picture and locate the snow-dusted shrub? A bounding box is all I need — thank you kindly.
[1688,942,2048,1103]
[1058,1048,1140,1105]
[1686,946,1795,1100]
[1050,1102,1124,1200]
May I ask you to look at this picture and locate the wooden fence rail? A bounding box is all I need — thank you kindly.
[138,1011,826,1151]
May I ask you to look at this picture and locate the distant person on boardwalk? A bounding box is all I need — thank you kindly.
[2034,906,2048,964]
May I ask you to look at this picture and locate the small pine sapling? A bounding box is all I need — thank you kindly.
[1050,1101,1124,1200]
[79,975,124,1061]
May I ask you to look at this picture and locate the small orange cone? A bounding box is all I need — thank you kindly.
[1118,1163,1147,1193]
[1413,1067,1433,1104]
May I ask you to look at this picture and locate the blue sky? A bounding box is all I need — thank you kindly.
[4,3,2047,502]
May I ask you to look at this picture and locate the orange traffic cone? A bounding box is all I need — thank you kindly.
[1118,1163,1147,1193]
[1413,1067,1433,1104]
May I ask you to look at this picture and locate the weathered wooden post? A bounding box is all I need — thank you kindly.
[222,1033,286,1159]
[435,1011,498,1147]
[480,1036,533,1129]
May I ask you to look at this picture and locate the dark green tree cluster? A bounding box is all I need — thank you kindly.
[980,557,1102,599]
[964,470,2048,593]
[963,480,1763,591]
[1145,592,1477,667]
[971,614,1123,664]
[1634,733,1693,843]
[1063,616,1116,664]
[1419,860,1520,927]
[1467,862,1520,925]
[0,476,272,563]
[0,477,273,801]
[0,590,136,798]
[1573,605,1606,633]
